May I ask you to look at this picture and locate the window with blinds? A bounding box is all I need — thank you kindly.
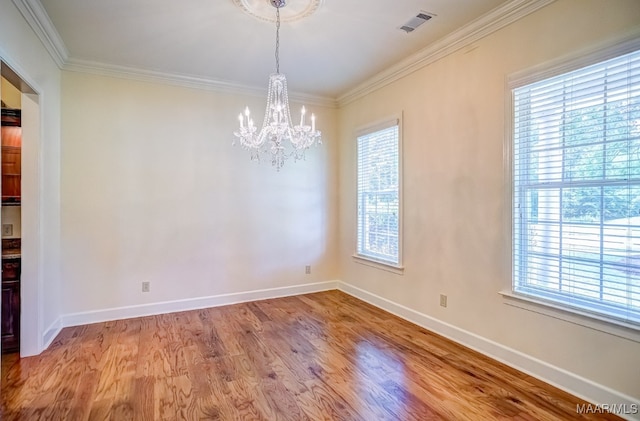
[357,121,401,266]
[512,48,640,326]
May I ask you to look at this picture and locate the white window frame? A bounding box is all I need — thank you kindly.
[503,36,640,341]
[353,115,403,273]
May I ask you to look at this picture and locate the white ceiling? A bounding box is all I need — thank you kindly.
[36,0,513,100]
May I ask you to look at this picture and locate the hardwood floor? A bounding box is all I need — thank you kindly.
[1,290,621,420]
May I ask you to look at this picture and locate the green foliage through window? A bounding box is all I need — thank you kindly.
[357,123,400,265]
[513,47,640,325]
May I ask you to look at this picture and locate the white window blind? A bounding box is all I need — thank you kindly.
[357,122,400,266]
[513,48,640,326]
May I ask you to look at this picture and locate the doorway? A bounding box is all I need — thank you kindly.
[0,61,41,358]
[1,76,22,354]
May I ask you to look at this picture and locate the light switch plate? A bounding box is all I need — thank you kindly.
[2,224,13,237]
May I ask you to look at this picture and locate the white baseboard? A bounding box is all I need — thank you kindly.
[337,281,640,421]
[42,317,63,351]
[61,281,338,328]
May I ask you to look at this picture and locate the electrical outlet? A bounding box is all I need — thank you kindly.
[2,224,13,237]
[142,281,150,293]
[439,294,447,308]
[305,265,311,274]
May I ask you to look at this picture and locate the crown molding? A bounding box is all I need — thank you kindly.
[11,0,68,68]
[337,0,557,107]
[14,0,554,109]
[64,59,338,108]
[12,0,336,107]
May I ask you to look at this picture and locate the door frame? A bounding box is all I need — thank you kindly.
[1,57,44,357]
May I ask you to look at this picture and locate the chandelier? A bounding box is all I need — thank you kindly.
[233,0,322,171]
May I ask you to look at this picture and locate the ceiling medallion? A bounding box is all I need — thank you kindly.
[232,0,323,23]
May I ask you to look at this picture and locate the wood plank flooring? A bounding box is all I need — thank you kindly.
[1,290,621,420]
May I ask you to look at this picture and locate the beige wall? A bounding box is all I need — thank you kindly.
[60,71,338,313]
[1,77,21,108]
[338,0,640,399]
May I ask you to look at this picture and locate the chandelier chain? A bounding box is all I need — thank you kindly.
[275,7,281,74]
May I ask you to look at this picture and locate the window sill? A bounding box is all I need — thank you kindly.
[352,254,404,275]
[499,290,640,343]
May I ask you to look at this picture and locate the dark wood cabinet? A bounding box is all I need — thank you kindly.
[1,278,20,353]
[2,241,21,353]
[2,259,20,280]
[2,256,21,353]
[1,109,21,204]
[1,146,21,201]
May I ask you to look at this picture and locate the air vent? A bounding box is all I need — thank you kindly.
[399,11,435,33]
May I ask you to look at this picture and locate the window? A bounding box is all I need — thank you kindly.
[512,47,640,327]
[356,119,401,267]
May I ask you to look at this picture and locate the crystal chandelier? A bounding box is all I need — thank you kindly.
[233,0,322,171]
